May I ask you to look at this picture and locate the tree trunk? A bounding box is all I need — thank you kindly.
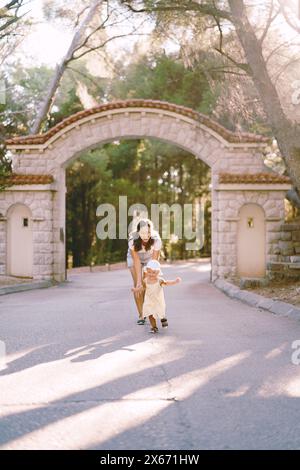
[30,0,103,134]
[228,0,300,193]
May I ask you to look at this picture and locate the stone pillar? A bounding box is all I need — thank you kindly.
[52,168,67,282]
[216,190,237,278]
[0,186,56,280]
[0,197,6,275]
[31,191,55,280]
[214,185,290,280]
[211,171,219,282]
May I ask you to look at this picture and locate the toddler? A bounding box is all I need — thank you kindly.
[132,259,181,333]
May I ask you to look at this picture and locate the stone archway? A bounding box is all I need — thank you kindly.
[2,99,292,282]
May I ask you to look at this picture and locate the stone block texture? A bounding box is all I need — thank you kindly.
[3,101,291,282]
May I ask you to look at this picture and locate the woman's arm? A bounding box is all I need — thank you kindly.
[152,236,162,261]
[131,248,144,295]
[132,268,147,293]
[150,239,161,285]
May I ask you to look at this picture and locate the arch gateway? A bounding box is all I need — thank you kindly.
[0,100,291,282]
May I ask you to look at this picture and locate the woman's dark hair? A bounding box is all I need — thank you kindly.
[132,219,155,252]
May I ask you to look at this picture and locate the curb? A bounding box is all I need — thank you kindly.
[214,279,300,321]
[0,280,56,296]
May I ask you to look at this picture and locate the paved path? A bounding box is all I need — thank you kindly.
[0,261,300,450]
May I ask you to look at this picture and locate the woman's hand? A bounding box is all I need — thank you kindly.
[131,283,144,296]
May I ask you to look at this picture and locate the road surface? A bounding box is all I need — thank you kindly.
[0,261,300,450]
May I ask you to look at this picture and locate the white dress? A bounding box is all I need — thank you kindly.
[142,277,166,320]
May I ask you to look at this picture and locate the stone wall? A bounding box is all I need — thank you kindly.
[278,222,300,259]
[0,186,55,280]
[2,102,291,282]
[267,221,300,280]
[11,114,269,176]
[213,187,287,280]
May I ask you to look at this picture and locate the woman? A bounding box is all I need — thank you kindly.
[127,218,162,324]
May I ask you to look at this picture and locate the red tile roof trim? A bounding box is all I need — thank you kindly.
[0,174,54,185]
[5,100,270,146]
[219,172,291,184]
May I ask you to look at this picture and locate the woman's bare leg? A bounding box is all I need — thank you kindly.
[129,266,145,319]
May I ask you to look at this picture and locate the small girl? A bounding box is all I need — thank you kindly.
[132,259,181,333]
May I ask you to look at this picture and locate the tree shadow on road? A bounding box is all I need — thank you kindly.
[0,334,298,450]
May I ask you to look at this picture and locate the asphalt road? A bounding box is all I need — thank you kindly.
[0,261,300,450]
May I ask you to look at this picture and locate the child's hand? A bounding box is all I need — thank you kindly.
[131,284,144,295]
[175,277,182,283]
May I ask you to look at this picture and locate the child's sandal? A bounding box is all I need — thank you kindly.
[137,318,146,325]
[150,326,158,334]
[161,318,168,328]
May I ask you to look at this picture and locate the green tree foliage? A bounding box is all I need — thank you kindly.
[0,64,55,188]
[0,61,104,187]
[66,51,214,267]
[2,51,216,261]
[110,53,217,115]
[67,138,211,267]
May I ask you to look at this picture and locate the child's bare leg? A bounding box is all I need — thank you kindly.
[149,315,157,329]
[129,267,145,318]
